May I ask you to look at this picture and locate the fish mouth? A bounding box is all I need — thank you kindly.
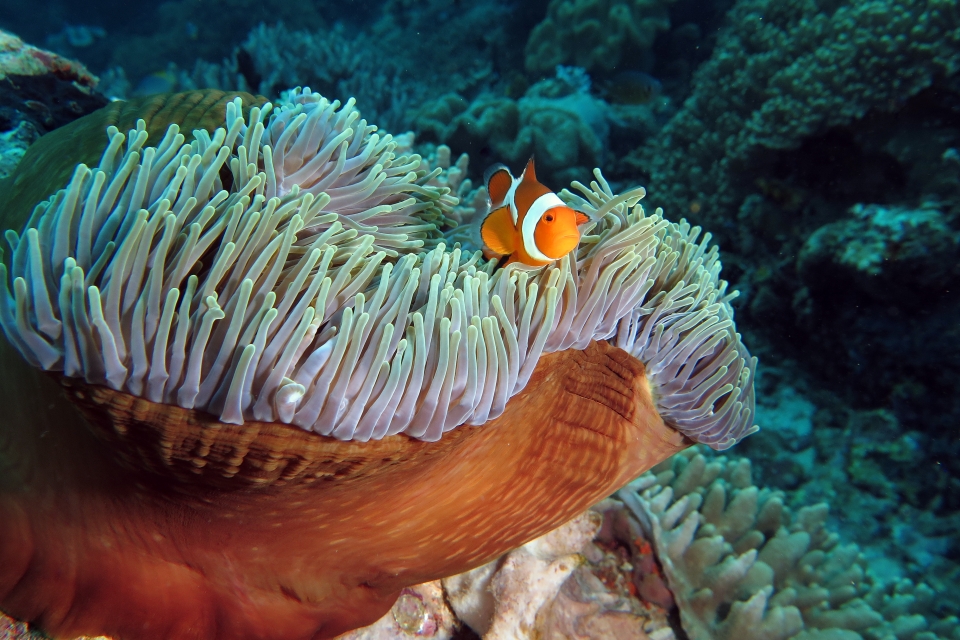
[545,235,581,259]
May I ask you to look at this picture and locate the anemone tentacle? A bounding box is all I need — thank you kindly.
[0,89,757,450]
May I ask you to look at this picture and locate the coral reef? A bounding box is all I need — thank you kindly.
[443,502,678,639]
[336,582,459,639]
[789,200,960,433]
[104,0,329,82]
[798,203,960,305]
[621,1,960,553]
[444,510,605,638]
[637,0,960,233]
[178,23,415,131]
[414,64,671,187]
[729,352,960,615]
[414,75,614,185]
[1,464,956,640]
[524,0,676,76]
[0,119,36,182]
[0,0,957,634]
[619,448,960,640]
[164,0,507,132]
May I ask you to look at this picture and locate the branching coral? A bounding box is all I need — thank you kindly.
[106,0,328,82]
[619,448,960,640]
[178,7,499,133]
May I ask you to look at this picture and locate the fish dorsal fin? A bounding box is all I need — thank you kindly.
[513,158,551,220]
[484,163,513,207]
[480,205,516,256]
[521,157,537,183]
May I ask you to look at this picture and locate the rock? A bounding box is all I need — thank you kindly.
[0,29,109,179]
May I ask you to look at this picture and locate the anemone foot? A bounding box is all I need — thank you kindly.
[0,338,687,640]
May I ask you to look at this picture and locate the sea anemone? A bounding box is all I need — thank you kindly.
[0,89,756,640]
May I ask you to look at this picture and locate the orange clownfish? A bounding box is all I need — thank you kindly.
[480,158,590,267]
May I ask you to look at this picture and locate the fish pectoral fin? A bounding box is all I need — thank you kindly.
[480,205,516,256]
[575,211,590,225]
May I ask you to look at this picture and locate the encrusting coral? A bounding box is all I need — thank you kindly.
[0,88,755,639]
[618,448,960,640]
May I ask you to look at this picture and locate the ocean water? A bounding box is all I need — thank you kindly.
[0,0,957,638]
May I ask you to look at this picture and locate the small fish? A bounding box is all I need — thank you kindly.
[480,158,590,266]
[132,68,178,97]
[604,71,662,105]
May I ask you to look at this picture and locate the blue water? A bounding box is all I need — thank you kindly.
[0,0,957,635]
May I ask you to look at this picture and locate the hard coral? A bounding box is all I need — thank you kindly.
[0,29,98,87]
[178,3,501,134]
[638,0,960,238]
[791,200,960,433]
[619,448,960,640]
[444,510,604,638]
[798,203,960,304]
[443,503,676,639]
[415,82,611,186]
[180,22,412,131]
[525,0,676,76]
[107,0,327,82]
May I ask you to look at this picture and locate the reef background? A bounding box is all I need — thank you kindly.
[1,0,958,633]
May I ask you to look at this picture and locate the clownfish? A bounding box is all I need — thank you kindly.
[480,158,590,266]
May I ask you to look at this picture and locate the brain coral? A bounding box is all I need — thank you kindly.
[0,88,756,639]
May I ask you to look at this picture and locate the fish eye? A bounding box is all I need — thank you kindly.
[544,214,554,222]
